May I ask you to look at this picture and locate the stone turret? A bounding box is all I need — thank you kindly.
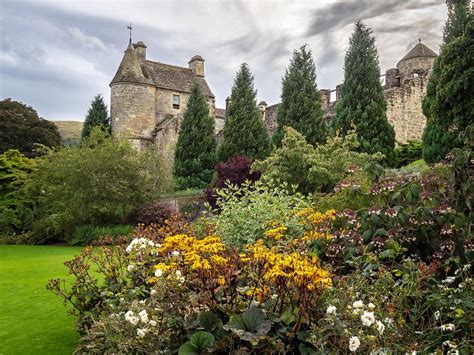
[189,55,205,77]
[397,40,437,81]
[319,89,331,110]
[109,42,155,150]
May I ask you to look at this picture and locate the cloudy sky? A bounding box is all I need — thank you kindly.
[0,0,446,121]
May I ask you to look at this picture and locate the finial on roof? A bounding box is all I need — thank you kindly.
[418,38,422,44]
[127,22,132,44]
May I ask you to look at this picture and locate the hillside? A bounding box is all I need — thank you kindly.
[52,120,83,146]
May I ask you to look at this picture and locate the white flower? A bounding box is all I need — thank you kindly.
[440,323,455,331]
[149,320,157,327]
[128,316,139,325]
[361,311,375,326]
[434,311,440,320]
[124,310,134,320]
[368,302,376,309]
[353,300,364,308]
[138,310,149,323]
[171,250,180,257]
[148,240,155,247]
[376,320,385,335]
[349,336,360,352]
[326,305,337,315]
[155,268,163,277]
[126,244,133,253]
[150,289,157,295]
[137,328,147,338]
[127,264,135,272]
[175,270,185,284]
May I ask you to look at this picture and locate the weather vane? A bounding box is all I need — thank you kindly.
[127,22,132,44]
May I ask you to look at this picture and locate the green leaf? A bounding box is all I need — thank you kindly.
[198,311,221,332]
[410,183,420,198]
[374,228,387,237]
[178,342,198,355]
[281,306,297,325]
[362,230,373,242]
[190,331,214,348]
[242,307,265,332]
[226,314,246,331]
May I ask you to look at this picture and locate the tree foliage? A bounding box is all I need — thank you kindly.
[174,80,217,190]
[24,129,166,243]
[81,94,110,140]
[422,1,473,163]
[253,127,383,195]
[334,20,395,165]
[0,150,37,235]
[272,45,327,147]
[0,98,62,157]
[218,64,270,162]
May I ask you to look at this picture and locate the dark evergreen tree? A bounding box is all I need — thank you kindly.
[444,0,471,43]
[334,20,395,165]
[422,0,473,163]
[81,94,109,139]
[174,80,217,189]
[218,63,270,162]
[272,45,327,147]
[0,98,62,157]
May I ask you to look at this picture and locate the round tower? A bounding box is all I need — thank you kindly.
[110,42,156,150]
[397,40,437,80]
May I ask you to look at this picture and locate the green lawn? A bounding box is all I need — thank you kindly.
[0,245,82,355]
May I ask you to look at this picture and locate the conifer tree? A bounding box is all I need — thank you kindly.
[81,94,109,140]
[334,20,395,165]
[273,45,327,147]
[422,0,473,163]
[218,63,270,162]
[174,80,217,189]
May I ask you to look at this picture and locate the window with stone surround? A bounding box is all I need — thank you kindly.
[173,94,180,109]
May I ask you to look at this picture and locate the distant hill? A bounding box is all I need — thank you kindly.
[52,121,83,146]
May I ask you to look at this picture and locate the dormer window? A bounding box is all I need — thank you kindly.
[173,94,180,109]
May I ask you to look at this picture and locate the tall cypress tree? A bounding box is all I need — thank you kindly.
[174,80,217,189]
[272,45,327,147]
[422,0,472,163]
[334,20,395,165]
[218,63,270,162]
[81,94,109,139]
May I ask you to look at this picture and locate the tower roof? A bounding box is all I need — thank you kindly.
[110,42,152,86]
[398,41,437,64]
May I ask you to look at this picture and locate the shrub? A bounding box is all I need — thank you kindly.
[48,211,334,353]
[132,201,176,226]
[206,180,310,247]
[395,140,422,167]
[23,129,166,243]
[67,224,134,246]
[204,156,260,208]
[253,127,383,194]
[0,150,36,236]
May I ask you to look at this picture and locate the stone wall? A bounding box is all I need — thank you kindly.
[385,73,429,143]
[397,57,435,82]
[110,82,156,150]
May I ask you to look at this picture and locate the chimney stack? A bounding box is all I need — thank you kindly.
[189,55,205,77]
[134,41,147,64]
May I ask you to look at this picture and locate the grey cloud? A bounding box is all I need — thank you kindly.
[306,0,441,37]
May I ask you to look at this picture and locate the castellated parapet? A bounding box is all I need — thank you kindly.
[257,41,438,144]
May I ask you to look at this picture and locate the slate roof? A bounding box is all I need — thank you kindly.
[111,43,153,85]
[398,43,437,64]
[111,43,214,98]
